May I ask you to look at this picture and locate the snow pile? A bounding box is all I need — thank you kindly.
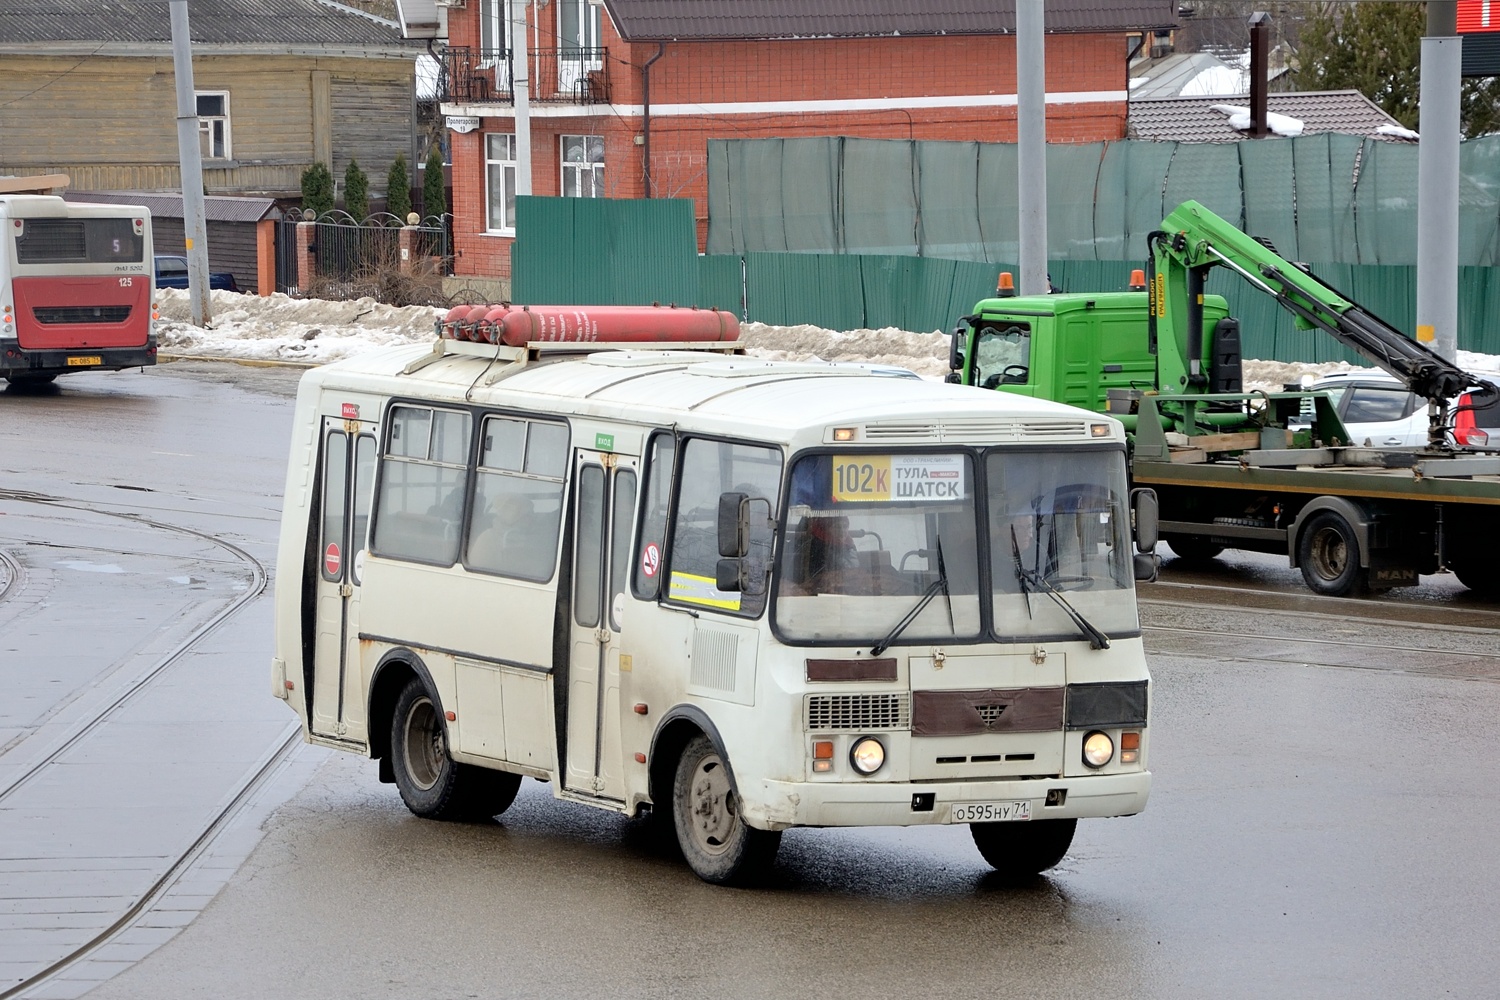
[156,290,444,365]
[1211,103,1305,137]
[1377,123,1421,140]
[153,288,1500,387]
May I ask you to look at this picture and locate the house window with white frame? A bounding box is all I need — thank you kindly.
[561,135,604,198]
[479,0,506,57]
[485,133,518,233]
[196,91,231,160]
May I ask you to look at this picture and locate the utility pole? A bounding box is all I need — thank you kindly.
[511,0,532,197]
[169,0,211,326]
[1416,1,1460,361]
[1015,0,1048,296]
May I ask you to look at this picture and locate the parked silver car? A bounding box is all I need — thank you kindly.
[1300,370,1500,448]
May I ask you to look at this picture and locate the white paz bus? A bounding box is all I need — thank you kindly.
[272,310,1158,885]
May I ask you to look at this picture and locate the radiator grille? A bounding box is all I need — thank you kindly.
[805,692,910,732]
[34,306,132,325]
[860,419,1091,444]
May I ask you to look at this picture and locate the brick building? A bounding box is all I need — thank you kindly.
[420,0,1178,281]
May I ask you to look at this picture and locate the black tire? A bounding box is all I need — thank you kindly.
[5,374,58,386]
[672,734,781,885]
[1297,510,1367,597]
[389,677,522,821]
[1163,533,1224,562]
[970,818,1077,880]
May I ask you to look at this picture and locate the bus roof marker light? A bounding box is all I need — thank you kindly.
[1090,423,1111,437]
[832,427,856,442]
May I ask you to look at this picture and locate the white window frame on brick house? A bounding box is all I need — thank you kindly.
[485,132,518,234]
[196,91,231,160]
[561,134,604,198]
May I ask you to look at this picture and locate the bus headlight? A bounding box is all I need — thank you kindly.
[850,737,885,775]
[1082,731,1114,768]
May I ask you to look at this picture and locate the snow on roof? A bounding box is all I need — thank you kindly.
[1210,103,1304,137]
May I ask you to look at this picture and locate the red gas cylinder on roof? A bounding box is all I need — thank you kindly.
[494,305,739,347]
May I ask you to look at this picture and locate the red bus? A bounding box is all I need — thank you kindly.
[1,195,157,385]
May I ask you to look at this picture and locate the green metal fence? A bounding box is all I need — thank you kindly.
[508,194,1500,361]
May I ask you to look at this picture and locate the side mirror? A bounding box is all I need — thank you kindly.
[1131,488,1159,553]
[1133,552,1160,583]
[716,557,743,593]
[948,326,966,377]
[717,491,748,557]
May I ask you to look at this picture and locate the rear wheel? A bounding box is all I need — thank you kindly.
[1298,511,1367,597]
[672,734,781,885]
[5,374,57,386]
[970,818,1077,880]
[1163,534,1224,562]
[389,677,521,821]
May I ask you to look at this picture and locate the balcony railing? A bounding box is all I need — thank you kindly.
[438,46,611,106]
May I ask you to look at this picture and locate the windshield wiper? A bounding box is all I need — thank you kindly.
[872,537,950,656]
[1009,525,1110,650]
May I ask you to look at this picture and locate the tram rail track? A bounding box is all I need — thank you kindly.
[0,488,268,804]
[0,488,296,1000]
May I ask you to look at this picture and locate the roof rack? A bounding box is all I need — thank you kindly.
[400,335,744,378]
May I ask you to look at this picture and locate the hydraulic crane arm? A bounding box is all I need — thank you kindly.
[1149,201,1492,406]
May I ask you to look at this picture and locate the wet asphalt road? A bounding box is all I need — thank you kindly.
[3,364,1499,999]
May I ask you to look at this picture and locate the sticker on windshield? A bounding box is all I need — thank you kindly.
[833,455,966,502]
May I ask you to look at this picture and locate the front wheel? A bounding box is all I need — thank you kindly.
[390,677,521,821]
[970,818,1077,880]
[672,734,781,885]
[1297,511,1367,596]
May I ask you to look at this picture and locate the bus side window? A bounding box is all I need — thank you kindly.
[372,404,471,566]
[631,432,675,600]
[350,434,376,584]
[464,415,568,582]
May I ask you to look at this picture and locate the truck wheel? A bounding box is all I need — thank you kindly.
[390,677,520,820]
[5,374,57,386]
[1163,534,1224,562]
[970,818,1076,880]
[1298,511,1367,596]
[672,734,781,885]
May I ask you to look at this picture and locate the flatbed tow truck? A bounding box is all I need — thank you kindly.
[949,200,1500,598]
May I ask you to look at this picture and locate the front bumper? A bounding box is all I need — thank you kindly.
[742,771,1150,830]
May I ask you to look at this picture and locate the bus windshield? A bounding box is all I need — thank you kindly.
[773,449,1136,645]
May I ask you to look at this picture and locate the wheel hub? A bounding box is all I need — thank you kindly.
[689,754,736,856]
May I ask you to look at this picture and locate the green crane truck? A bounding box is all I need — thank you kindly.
[949,200,1500,598]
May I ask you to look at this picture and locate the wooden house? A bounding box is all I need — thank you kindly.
[0,0,422,201]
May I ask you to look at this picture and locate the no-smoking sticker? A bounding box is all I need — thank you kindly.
[324,542,341,576]
[640,542,660,578]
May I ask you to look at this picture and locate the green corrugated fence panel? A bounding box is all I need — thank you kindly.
[513,195,698,306]
[976,142,1020,264]
[697,255,744,316]
[745,252,866,330]
[1353,138,1417,265]
[1460,266,1500,357]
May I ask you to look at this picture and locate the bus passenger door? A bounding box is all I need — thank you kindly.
[311,418,376,740]
[564,450,638,800]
